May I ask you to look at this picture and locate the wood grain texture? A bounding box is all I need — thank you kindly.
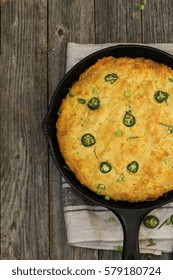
[0,0,49,259]
[48,0,98,260]
[95,0,142,43]
[143,0,173,43]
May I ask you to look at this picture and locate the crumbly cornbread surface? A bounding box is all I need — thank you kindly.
[56,56,173,202]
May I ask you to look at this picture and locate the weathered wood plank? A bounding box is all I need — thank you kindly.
[48,0,98,259]
[99,250,122,260]
[0,0,49,259]
[95,0,142,44]
[140,252,173,260]
[143,0,173,43]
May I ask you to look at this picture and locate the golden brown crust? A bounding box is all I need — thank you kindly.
[56,56,173,202]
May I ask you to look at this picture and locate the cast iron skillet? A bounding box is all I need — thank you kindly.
[43,44,173,259]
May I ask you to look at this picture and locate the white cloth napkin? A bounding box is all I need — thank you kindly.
[62,42,173,255]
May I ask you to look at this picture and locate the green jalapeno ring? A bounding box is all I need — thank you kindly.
[87,97,100,110]
[143,215,160,229]
[123,111,136,127]
[100,162,112,173]
[127,161,139,173]
[104,73,119,84]
[96,184,106,195]
[154,91,169,103]
[81,133,96,147]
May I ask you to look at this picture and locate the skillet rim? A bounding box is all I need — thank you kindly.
[43,44,173,210]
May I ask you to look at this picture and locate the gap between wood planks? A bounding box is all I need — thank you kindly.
[141,9,145,43]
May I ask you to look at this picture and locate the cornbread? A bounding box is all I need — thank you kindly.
[56,56,173,202]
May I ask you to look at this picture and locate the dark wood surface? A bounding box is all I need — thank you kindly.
[0,0,173,260]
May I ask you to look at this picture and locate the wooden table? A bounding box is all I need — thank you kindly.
[1,0,173,260]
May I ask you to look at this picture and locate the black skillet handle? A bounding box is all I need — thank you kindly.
[111,208,150,260]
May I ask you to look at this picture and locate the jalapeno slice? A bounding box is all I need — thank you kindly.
[123,111,136,127]
[96,184,106,194]
[143,215,160,229]
[81,133,96,147]
[100,162,112,173]
[154,91,169,103]
[104,73,118,84]
[127,161,139,173]
[87,97,100,110]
